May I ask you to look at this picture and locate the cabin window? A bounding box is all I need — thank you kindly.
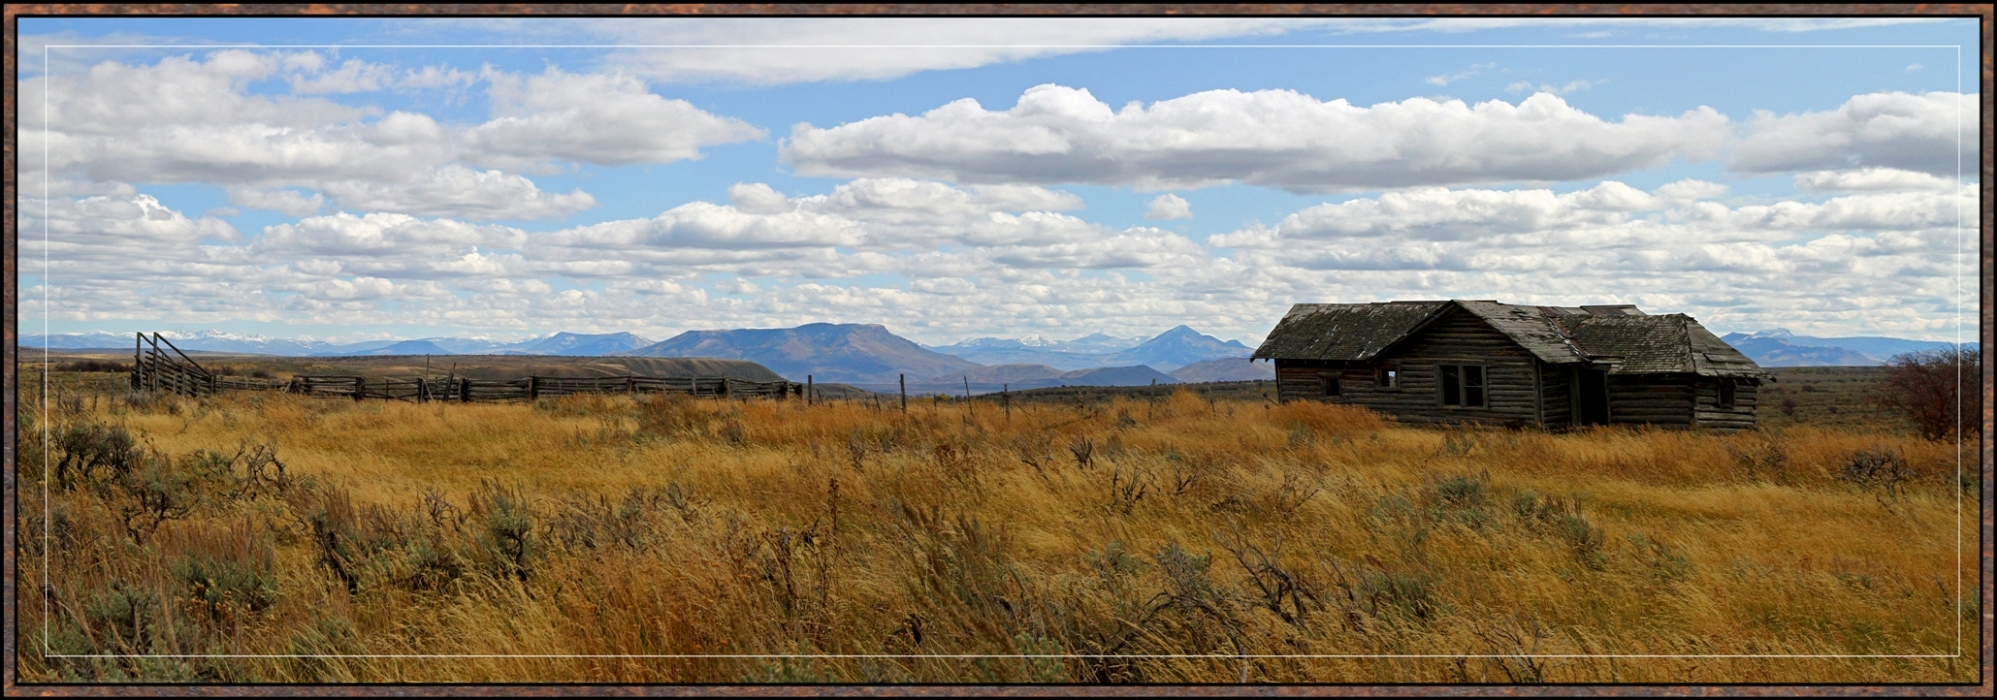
[1717,379,1737,409]
[1438,364,1486,408]
[1319,373,1341,398]
[1377,368,1399,389]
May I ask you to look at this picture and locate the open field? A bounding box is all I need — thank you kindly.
[11,367,1983,684]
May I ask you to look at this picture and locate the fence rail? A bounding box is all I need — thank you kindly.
[131,332,217,397]
[129,333,803,403]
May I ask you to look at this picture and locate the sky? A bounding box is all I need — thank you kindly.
[15,15,1983,347]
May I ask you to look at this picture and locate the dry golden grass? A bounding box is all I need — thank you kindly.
[12,380,1982,684]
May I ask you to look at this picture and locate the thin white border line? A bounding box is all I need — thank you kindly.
[24,37,1979,667]
[1950,42,1963,661]
[37,43,1967,49]
[44,654,1972,660]
[41,40,54,662]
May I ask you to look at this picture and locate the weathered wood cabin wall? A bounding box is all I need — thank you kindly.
[1274,307,1541,427]
[1604,374,1694,428]
[1692,379,1759,432]
[1538,363,1573,430]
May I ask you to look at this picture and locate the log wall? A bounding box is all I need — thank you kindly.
[1691,378,1760,433]
[1539,362,1573,430]
[1275,308,1540,428]
[1605,375,1694,428]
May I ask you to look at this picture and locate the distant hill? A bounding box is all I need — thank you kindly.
[925,327,1245,371]
[921,364,1181,389]
[1719,329,1968,367]
[1102,325,1251,372]
[1169,357,1276,383]
[925,364,1067,384]
[922,345,1110,371]
[924,335,1141,370]
[626,323,978,384]
[1046,365,1180,388]
[246,355,788,381]
[513,331,655,356]
[319,339,454,357]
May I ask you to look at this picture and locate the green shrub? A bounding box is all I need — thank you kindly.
[169,523,280,622]
[171,551,278,621]
[471,480,536,583]
[54,422,140,490]
[1361,570,1442,623]
[82,578,161,652]
[112,456,197,544]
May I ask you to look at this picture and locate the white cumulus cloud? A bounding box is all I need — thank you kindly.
[1730,91,1977,177]
[317,166,598,221]
[1144,193,1193,220]
[463,67,766,170]
[1793,167,1960,192]
[783,85,1731,192]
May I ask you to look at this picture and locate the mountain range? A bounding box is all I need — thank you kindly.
[922,325,1248,372]
[921,364,1181,390]
[25,323,1960,392]
[1717,329,1972,367]
[626,323,977,385]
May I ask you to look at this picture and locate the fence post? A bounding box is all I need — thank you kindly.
[900,374,907,413]
[1004,383,1010,422]
[354,377,365,401]
[807,375,813,405]
[460,377,470,403]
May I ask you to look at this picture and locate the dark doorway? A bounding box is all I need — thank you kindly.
[1576,368,1610,426]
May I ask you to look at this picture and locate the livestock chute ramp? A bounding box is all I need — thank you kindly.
[131,332,216,397]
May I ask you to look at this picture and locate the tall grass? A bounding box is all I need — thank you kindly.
[13,382,1979,683]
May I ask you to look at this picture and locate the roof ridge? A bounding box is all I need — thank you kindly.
[1680,314,1701,375]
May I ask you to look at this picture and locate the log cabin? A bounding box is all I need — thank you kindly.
[1250,300,1771,432]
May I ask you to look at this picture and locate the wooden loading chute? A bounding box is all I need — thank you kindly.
[131,332,217,397]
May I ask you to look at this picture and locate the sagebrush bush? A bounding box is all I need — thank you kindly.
[54,422,141,490]
[470,480,537,583]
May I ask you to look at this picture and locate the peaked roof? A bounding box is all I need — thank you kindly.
[1249,301,1451,363]
[1252,300,1769,378]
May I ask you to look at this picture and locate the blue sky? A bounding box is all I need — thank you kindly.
[16,16,1981,346]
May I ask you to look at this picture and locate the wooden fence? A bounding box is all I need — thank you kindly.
[131,332,218,397]
[130,332,802,403]
[285,374,800,402]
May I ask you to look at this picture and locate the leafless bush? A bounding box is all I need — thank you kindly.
[1216,522,1320,628]
[112,454,197,544]
[1874,346,1982,441]
[1068,436,1095,471]
[1105,465,1150,515]
[58,359,131,373]
[1840,448,1911,497]
[1472,614,1549,683]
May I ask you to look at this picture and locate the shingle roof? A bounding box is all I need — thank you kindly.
[1250,301,1449,362]
[1453,301,1590,365]
[1253,300,1769,379]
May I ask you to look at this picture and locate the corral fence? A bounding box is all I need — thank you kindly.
[129,332,803,403]
[286,375,799,402]
[132,332,218,397]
